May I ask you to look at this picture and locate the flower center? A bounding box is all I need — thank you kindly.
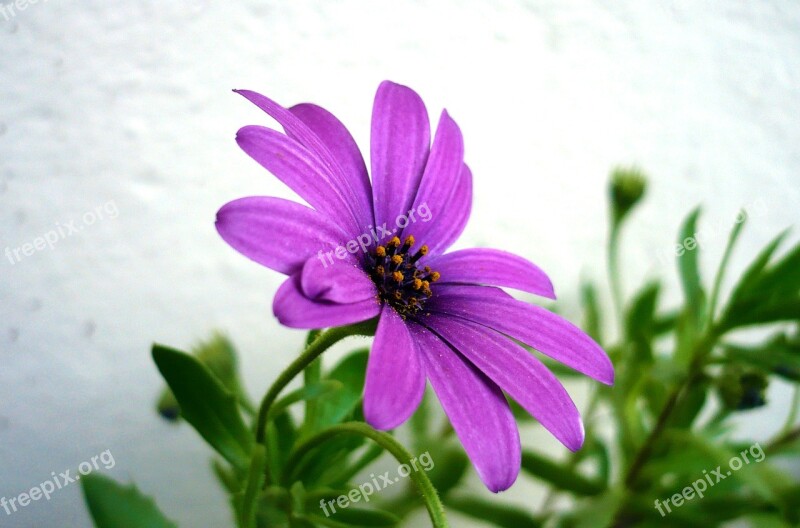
[366,235,440,318]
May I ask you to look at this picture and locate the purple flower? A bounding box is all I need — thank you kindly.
[216,81,614,492]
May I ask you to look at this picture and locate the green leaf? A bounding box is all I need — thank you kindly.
[569,489,624,528]
[446,495,542,528]
[81,473,177,528]
[307,508,400,527]
[311,348,370,431]
[580,280,603,344]
[677,207,707,330]
[426,447,469,498]
[157,333,252,421]
[152,344,253,470]
[721,234,800,330]
[723,331,800,381]
[520,450,604,496]
[270,381,343,420]
[212,459,241,494]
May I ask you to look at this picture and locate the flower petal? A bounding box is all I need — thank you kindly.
[273,274,380,329]
[289,102,374,226]
[426,315,584,451]
[215,196,349,275]
[429,285,614,385]
[426,248,556,299]
[363,307,426,430]
[300,257,377,303]
[402,110,464,247]
[371,81,431,229]
[236,125,362,237]
[410,323,520,492]
[419,163,473,257]
[235,89,372,231]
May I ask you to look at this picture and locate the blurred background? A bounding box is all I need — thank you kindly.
[1,1,798,526]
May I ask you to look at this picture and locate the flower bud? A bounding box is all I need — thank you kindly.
[609,167,647,224]
[718,367,769,411]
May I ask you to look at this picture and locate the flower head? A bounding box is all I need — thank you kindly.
[216,81,614,492]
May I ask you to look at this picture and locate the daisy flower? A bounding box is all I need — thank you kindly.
[216,81,614,492]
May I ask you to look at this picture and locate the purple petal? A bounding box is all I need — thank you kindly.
[289,103,374,227]
[419,163,473,257]
[426,248,555,299]
[235,90,373,231]
[426,315,584,451]
[363,307,426,430]
[300,257,377,303]
[410,323,520,492]
[236,125,362,237]
[371,81,430,229]
[402,110,464,247]
[215,196,349,275]
[273,274,380,329]
[429,285,614,385]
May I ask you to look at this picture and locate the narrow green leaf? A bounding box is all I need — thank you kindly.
[81,473,177,528]
[312,348,369,430]
[446,495,542,528]
[237,444,266,528]
[427,447,469,498]
[212,459,241,494]
[270,381,343,420]
[520,450,604,496]
[157,333,252,421]
[307,508,400,527]
[677,207,707,329]
[721,232,789,329]
[580,280,603,344]
[152,345,253,470]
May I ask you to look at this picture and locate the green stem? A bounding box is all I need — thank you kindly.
[238,444,266,528]
[255,320,376,445]
[608,223,624,337]
[282,422,449,528]
[302,329,323,433]
[622,331,718,488]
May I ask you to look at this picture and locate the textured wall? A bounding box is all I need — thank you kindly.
[1,1,798,526]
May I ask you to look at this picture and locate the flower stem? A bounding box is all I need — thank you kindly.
[608,223,625,337]
[254,320,376,445]
[282,422,449,528]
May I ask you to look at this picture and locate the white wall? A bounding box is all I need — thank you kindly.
[1,1,798,526]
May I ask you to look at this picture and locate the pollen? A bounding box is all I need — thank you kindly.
[364,235,441,318]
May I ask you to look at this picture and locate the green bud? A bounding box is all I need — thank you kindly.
[717,366,769,411]
[609,167,647,224]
